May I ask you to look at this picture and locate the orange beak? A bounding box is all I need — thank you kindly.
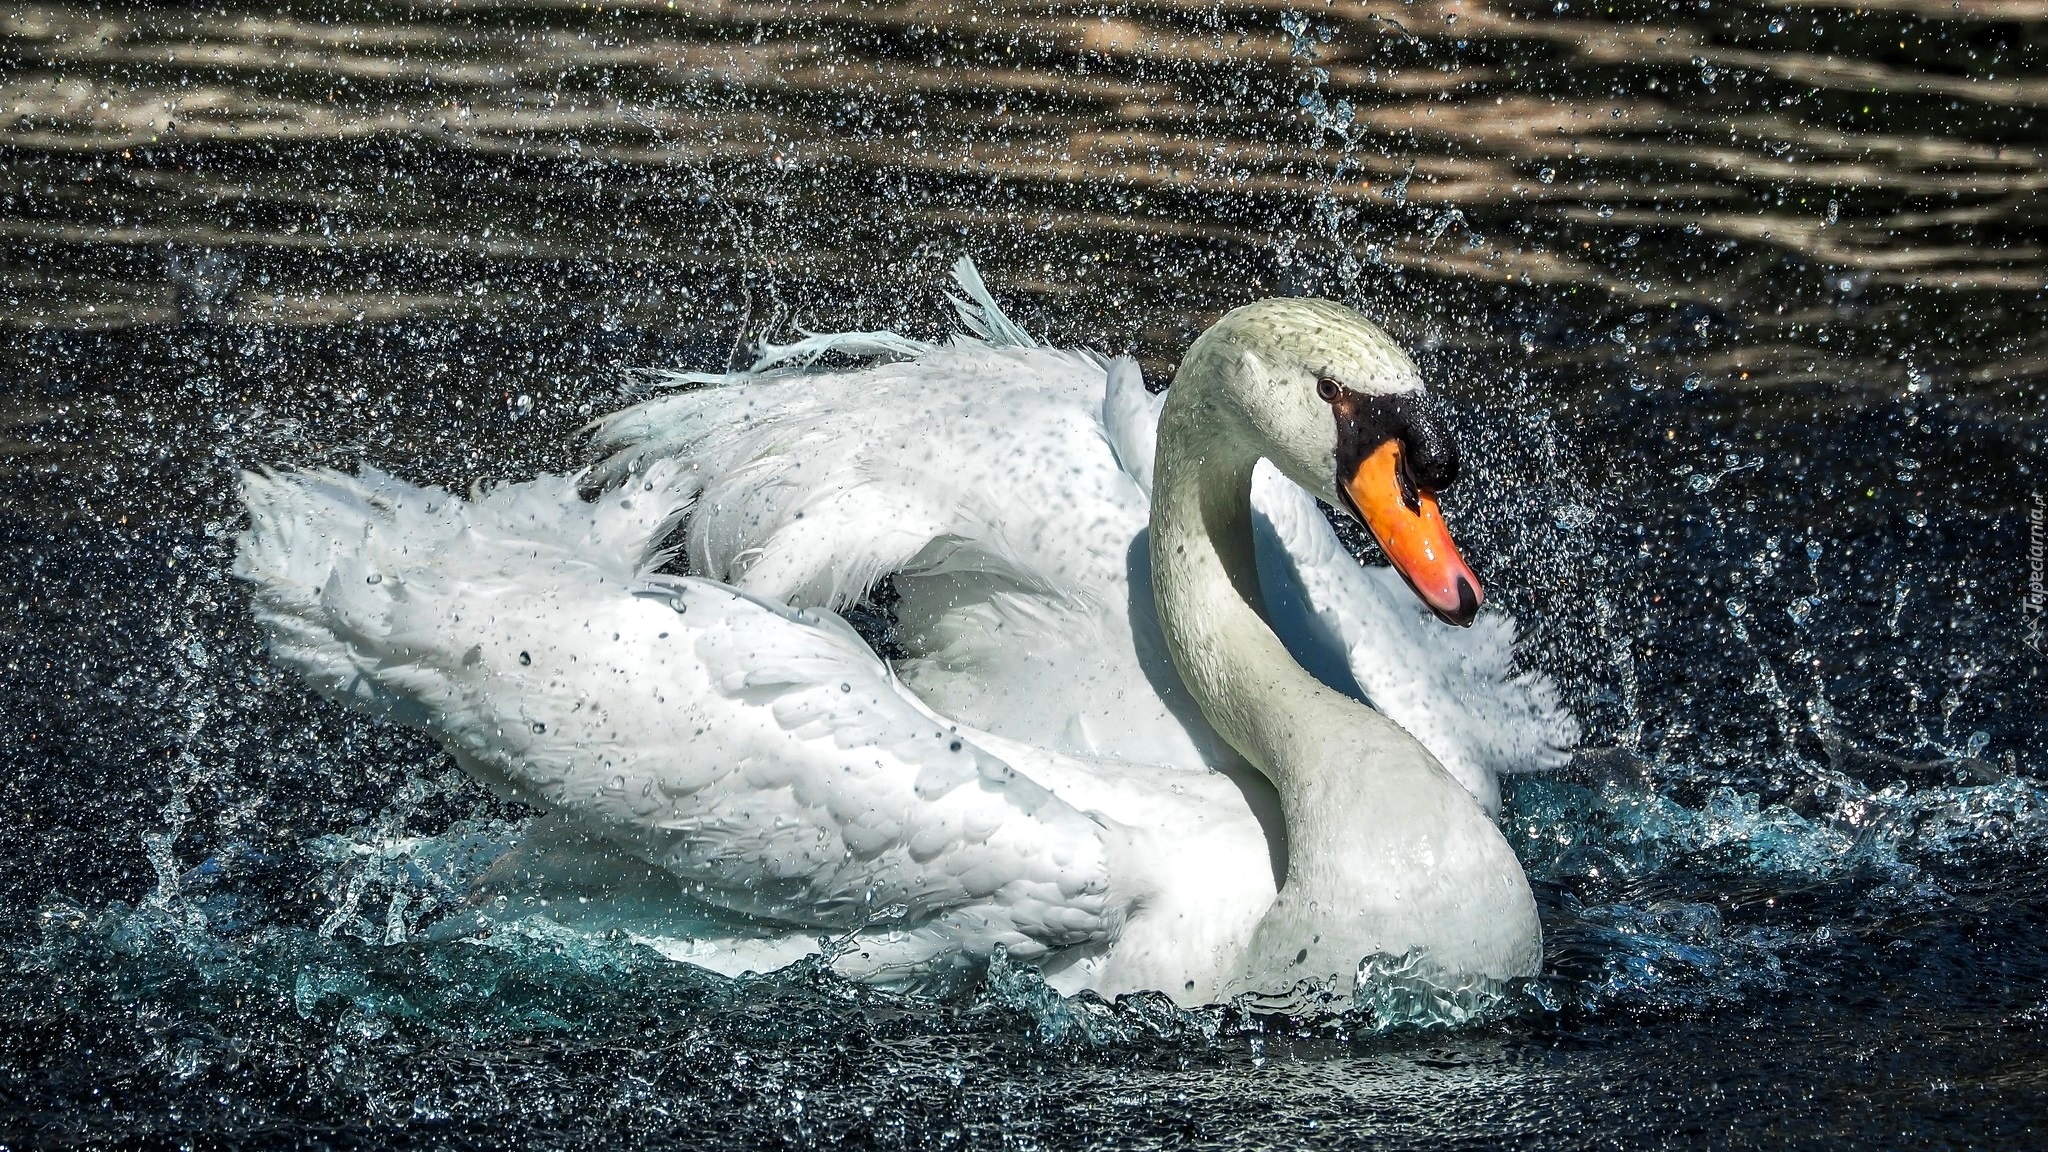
[1343,439,1483,626]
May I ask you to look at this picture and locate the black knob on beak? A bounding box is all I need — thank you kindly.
[1394,394,1460,493]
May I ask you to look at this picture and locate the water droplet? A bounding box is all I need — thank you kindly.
[1518,331,1538,354]
[365,572,383,585]
[531,721,546,734]
[519,651,532,665]
[1905,509,1927,527]
[1967,731,1991,758]
[1688,473,1713,493]
[1725,598,1748,618]
[1552,504,1594,533]
[514,393,534,414]
[1786,598,1816,626]
[1598,204,1615,219]
[1537,167,1556,184]
[1767,17,1785,32]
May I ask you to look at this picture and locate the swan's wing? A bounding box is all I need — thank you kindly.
[587,343,1123,614]
[585,260,1228,772]
[236,463,1122,977]
[1250,464,1579,814]
[584,257,1571,797]
[586,257,1152,619]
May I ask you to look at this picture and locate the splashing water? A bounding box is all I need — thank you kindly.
[3,0,2045,1138]
[4,303,2038,1146]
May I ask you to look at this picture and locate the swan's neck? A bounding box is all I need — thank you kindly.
[1149,342,1541,992]
[1150,379,1363,788]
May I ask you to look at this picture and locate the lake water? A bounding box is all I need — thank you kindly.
[3,2,2045,1147]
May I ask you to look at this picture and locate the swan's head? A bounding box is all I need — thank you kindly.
[1195,297,1482,626]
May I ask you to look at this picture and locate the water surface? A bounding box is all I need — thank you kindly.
[3,2,2046,1147]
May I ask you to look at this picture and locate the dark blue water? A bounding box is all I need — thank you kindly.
[2,315,2043,1148]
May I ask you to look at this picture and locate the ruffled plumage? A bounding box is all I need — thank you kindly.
[237,259,1573,1000]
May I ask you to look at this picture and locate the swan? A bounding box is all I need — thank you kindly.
[236,259,1574,1008]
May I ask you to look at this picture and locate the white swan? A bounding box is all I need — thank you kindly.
[236,260,1574,1007]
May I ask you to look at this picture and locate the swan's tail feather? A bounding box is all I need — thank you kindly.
[235,462,695,736]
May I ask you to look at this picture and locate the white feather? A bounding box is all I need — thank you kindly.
[237,461,1191,985]
[590,259,1578,803]
[239,258,1572,997]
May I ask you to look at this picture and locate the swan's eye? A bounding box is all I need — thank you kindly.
[1316,377,1341,403]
